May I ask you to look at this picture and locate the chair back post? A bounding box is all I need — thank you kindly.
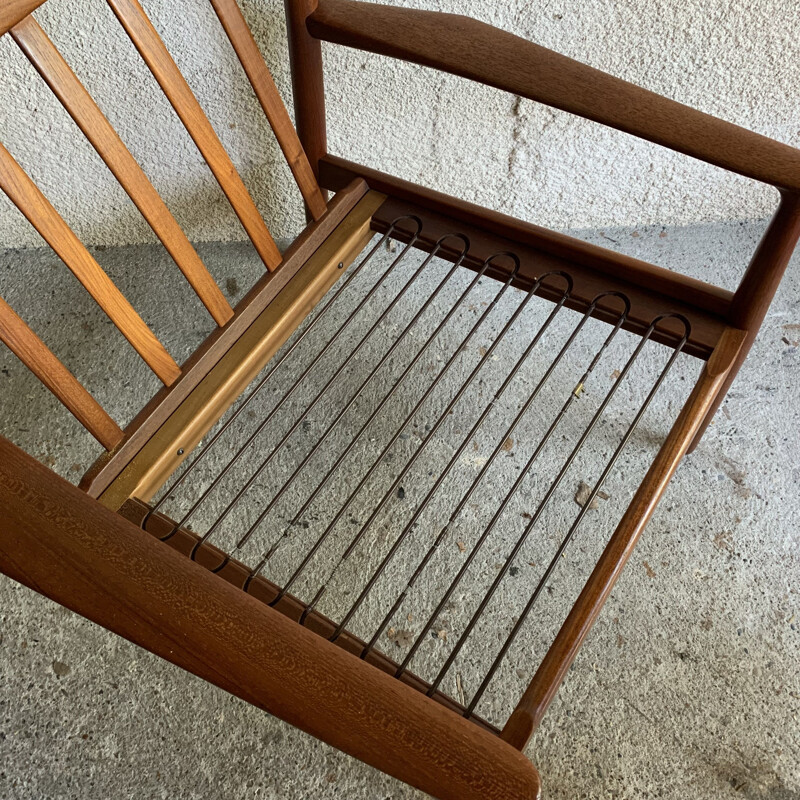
[284,0,328,213]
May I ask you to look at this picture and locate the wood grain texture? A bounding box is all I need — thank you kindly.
[0,296,122,448]
[209,0,327,220]
[98,190,384,511]
[285,0,328,207]
[0,0,45,36]
[502,327,746,750]
[10,16,233,327]
[0,141,180,385]
[309,0,800,191]
[689,192,800,449]
[371,195,726,359]
[79,178,368,499]
[106,0,282,270]
[120,497,500,735]
[321,156,733,319]
[0,437,541,800]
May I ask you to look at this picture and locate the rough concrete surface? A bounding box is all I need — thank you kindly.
[0,215,799,799]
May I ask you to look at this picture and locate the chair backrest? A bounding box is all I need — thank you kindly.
[0,0,325,449]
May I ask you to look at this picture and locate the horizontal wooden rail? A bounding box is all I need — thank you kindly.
[502,326,745,750]
[0,437,541,800]
[97,189,386,511]
[309,0,800,192]
[121,497,500,735]
[320,155,733,320]
[80,178,368,500]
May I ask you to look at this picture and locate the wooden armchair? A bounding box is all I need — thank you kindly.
[1,0,798,797]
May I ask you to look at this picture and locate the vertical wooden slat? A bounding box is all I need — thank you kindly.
[105,0,283,270]
[10,16,234,327]
[0,295,123,449]
[208,0,327,221]
[0,141,181,385]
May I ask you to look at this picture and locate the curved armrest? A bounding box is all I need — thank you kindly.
[309,0,800,192]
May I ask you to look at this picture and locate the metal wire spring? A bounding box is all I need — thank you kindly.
[144,219,694,725]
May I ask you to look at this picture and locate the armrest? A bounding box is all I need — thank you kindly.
[0,436,541,800]
[309,0,800,192]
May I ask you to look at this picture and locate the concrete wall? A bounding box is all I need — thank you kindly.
[0,0,798,249]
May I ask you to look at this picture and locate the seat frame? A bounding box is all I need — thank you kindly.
[1,0,799,798]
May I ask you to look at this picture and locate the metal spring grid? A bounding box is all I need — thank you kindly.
[145,220,700,726]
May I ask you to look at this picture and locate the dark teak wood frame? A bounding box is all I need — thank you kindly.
[1,0,798,797]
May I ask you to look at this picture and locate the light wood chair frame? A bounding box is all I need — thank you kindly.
[1,0,799,797]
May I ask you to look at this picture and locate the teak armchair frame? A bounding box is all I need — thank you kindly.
[1,0,798,797]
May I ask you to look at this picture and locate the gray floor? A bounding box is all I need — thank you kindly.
[0,218,798,799]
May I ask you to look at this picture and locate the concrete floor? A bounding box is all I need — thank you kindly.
[0,217,798,799]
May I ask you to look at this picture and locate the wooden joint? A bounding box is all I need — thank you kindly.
[0,1,46,37]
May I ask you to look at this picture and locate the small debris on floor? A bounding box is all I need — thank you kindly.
[713,530,734,552]
[456,673,466,706]
[387,628,413,647]
[643,560,656,578]
[611,369,622,381]
[437,629,448,642]
[397,487,405,500]
[457,540,466,553]
[521,512,532,520]
[225,276,239,297]
[509,566,520,577]
[501,436,514,452]
[52,660,71,678]
[574,481,610,509]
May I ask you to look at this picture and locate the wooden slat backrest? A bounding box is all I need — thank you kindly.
[0,0,328,449]
[106,0,283,269]
[10,16,235,327]
[209,0,327,220]
[0,140,181,385]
